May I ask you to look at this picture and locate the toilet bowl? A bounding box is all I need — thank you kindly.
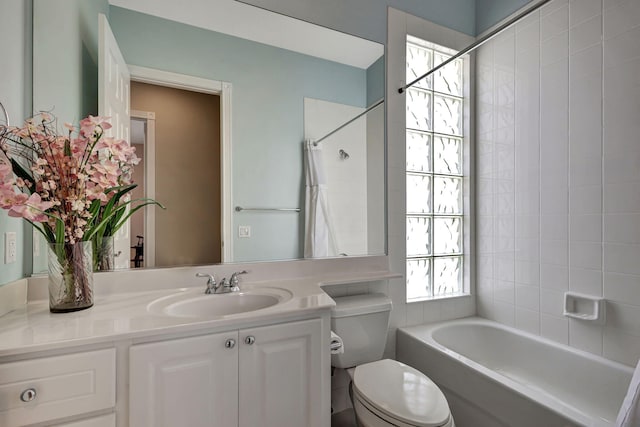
[330,294,454,427]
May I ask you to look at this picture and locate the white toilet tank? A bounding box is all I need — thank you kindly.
[331,293,392,368]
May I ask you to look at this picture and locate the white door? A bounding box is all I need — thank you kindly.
[129,332,239,427]
[239,319,323,427]
[98,13,131,270]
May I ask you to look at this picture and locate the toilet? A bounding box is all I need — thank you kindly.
[331,293,454,427]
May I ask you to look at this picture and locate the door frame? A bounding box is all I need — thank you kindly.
[128,65,233,263]
[130,110,156,268]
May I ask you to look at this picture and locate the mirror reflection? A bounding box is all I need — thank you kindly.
[31,0,385,272]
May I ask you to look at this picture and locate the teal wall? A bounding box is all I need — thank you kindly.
[108,6,372,262]
[367,56,385,107]
[0,1,32,286]
[476,0,534,34]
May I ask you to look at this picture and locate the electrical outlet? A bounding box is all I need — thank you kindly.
[4,232,17,264]
[238,226,251,238]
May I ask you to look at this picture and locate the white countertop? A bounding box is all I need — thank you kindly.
[0,277,337,358]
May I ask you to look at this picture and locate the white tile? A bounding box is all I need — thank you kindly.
[604,243,640,276]
[569,155,602,188]
[516,284,540,311]
[607,302,640,335]
[569,15,602,54]
[570,185,602,214]
[540,287,566,315]
[496,258,515,282]
[604,151,640,185]
[541,215,569,241]
[493,300,516,326]
[495,280,515,303]
[406,301,424,326]
[541,2,569,40]
[516,238,540,262]
[542,31,570,66]
[540,184,569,215]
[603,0,640,40]
[540,239,568,266]
[569,319,603,355]
[541,313,569,344]
[570,43,603,79]
[516,215,540,239]
[569,241,602,269]
[570,214,602,243]
[423,300,443,323]
[516,307,541,335]
[603,326,640,366]
[603,60,640,151]
[570,267,603,296]
[477,292,495,320]
[516,260,541,286]
[603,25,640,68]
[603,181,640,214]
[604,272,640,305]
[570,0,602,28]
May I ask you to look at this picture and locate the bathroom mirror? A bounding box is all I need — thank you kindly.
[30,0,385,271]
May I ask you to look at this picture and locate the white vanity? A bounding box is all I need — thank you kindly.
[0,262,397,427]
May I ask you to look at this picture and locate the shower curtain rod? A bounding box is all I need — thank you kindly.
[313,98,384,145]
[398,0,554,94]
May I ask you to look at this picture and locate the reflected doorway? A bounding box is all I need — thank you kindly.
[129,82,222,268]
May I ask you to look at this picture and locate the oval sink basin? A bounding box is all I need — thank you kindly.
[148,287,293,318]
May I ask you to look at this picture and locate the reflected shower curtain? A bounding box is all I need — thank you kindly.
[304,140,338,258]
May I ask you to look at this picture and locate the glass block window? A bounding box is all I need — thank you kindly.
[406,35,466,301]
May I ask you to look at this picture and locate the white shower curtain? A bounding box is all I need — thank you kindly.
[304,139,338,258]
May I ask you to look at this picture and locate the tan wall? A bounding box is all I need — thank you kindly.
[130,82,221,266]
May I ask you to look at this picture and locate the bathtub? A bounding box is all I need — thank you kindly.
[397,317,634,427]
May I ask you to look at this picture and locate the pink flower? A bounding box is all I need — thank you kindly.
[7,193,54,222]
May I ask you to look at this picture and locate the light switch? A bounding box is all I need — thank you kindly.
[238,226,251,238]
[4,232,17,264]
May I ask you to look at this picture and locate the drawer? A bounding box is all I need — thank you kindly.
[54,413,116,427]
[0,348,116,426]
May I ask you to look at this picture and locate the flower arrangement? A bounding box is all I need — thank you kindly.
[0,113,162,311]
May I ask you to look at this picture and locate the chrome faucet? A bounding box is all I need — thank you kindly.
[196,273,218,294]
[218,270,248,293]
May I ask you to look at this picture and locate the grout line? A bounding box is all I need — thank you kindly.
[600,0,605,356]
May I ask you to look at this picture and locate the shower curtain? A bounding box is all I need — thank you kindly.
[304,139,338,258]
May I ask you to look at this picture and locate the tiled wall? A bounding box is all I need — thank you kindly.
[329,9,479,414]
[477,0,640,366]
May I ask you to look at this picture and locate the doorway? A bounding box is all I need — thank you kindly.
[129,81,222,267]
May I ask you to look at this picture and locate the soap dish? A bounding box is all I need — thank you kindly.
[563,292,606,324]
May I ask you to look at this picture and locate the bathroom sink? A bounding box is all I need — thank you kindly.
[148,287,293,318]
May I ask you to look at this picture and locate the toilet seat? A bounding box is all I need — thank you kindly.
[352,359,452,427]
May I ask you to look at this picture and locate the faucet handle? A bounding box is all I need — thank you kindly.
[230,270,248,286]
[196,273,216,294]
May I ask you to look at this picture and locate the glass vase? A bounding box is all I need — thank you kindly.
[48,241,94,313]
[94,235,115,272]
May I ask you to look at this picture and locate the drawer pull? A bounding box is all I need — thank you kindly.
[244,336,255,345]
[225,338,236,348]
[20,388,37,402]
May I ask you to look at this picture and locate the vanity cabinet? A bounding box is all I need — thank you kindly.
[0,349,116,427]
[129,318,323,427]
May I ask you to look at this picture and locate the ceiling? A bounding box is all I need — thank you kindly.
[108,0,384,69]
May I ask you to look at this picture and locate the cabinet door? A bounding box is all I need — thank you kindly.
[239,318,322,427]
[130,332,239,427]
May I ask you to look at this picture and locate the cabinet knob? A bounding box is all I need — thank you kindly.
[244,336,256,345]
[225,338,236,348]
[20,388,37,402]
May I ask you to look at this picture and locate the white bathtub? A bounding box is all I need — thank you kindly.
[397,317,633,427]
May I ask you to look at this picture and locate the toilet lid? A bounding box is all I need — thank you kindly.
[353,359,451,427]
